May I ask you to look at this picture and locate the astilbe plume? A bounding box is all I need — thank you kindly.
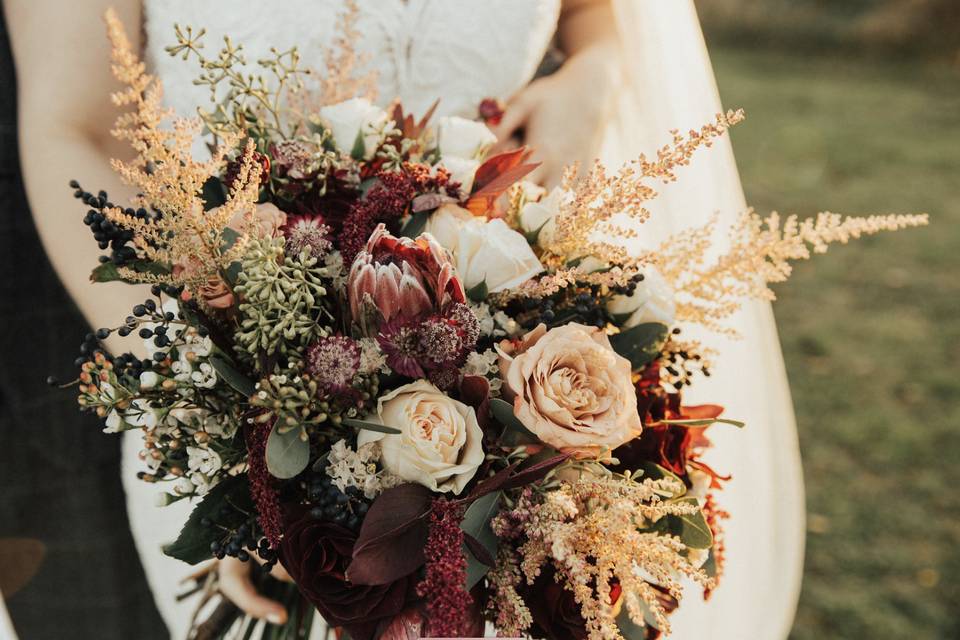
[502,476,714,640]
[541,111,745,270]
[103,9,259,287]
[651,209,930,333]
[416,498,472,637]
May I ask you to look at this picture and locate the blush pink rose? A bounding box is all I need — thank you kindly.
[227,201,287,237]
[496,323,642,458]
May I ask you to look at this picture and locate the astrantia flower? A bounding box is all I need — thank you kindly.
[271,139,316,180]
[282,214,333,259]
[305,335,362,393]
[378,318,425,378]
[348,224,465,328]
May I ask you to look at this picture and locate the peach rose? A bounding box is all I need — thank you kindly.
[227,201,287,237]
[497,323,642,458]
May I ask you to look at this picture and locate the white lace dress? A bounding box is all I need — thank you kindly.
[125,1,804,638]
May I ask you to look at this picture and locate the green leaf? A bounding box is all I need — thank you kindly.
[702,548,718,579]
[201,175,227,210]
[266,423,310,479]
[466,279,489,303]
[609,322,669,370]
[342,418,402,435]
[220,226,241,253]
[90,259,171,284]
[461,491,502,589]
[489,398,538,445]
[350,130,366,160]
[400,210,430,239]
[209,356,255,397]
[163,475,252,564]
[660,417,746,429]
[652,497,714,549]
[616,606,649,640]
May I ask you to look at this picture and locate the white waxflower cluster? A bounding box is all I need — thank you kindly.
[324,439,401,499]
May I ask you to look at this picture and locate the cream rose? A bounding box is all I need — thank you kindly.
[497,323,642,458]
[357,380,484,494]
[436,116,497,160]
[438,155,481,194]
[425,204,543,293]
[518,186,567,248]
[318,97,392,160]
[606,266,676,328]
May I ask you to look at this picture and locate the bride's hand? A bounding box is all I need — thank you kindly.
[218,556,293,624]
[492,43,620,189]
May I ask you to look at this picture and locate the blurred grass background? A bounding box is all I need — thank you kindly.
[697,1,960,637]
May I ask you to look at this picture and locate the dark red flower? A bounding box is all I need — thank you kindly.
[521,565,589,640]
[279,514,415,640]
[478,98,505,126]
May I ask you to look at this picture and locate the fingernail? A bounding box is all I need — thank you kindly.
[266,612,285,625]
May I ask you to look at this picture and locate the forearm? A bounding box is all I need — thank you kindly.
[558,0,619,56]
[19,124,148,355]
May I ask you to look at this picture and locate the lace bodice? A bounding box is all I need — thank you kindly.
[144,0,561,120]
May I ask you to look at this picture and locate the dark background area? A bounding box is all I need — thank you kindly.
[0,11,165,640]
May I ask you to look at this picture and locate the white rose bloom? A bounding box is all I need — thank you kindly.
[438,155,481,194]
[436,116,497,160]
[318,97,392,160]
[425,204,543,292]
[456,218,543,292]
[606,266,676,328]
[424,203,473,251]
[357,380,483,494]
[518,186,568,247]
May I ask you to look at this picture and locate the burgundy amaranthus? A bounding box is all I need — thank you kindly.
[417,498,472,637]
[246,419,284,546]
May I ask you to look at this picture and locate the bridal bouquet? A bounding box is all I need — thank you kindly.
[65,8,926,640]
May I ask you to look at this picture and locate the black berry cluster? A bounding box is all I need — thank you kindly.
[306,473,368,533]
[70,180,147,267]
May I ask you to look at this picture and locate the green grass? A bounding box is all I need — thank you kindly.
[709,48,960,638]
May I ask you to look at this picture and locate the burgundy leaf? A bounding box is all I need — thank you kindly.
[463,533,495,567]
[346,483,432,585]
[463,462,521,503]
[465,162,541,216]
[472,147,532,193]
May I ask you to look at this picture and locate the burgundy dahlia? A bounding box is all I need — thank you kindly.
[279,513,415,640]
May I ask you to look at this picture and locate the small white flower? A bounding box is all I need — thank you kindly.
[518,187,568,248]
[103,409,123,433]
[358,338,390,375]
[139,371,161,390]
[318,97,392,160]
[124,399,158,429]
[174,477,195,495]
[187,446,223,477]
[607,266,676,328]
[436,116,497,160]
[190,362,218,389]
[188,472,215,496]
[493,310,522,337]
[468,302,497,337]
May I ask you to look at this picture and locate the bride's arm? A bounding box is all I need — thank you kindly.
[492,0,621,188]
[5,0,290,626]
[4,0,148,355]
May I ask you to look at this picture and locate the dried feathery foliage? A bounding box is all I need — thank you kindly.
[542,111,745,269]
[303,0,378,108]
[652,210,929,333]
[103,9,259,286]
[508,476,714,639]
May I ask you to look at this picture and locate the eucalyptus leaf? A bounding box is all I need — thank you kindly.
[350,129,366,160]
[266,424,310,479]
[400,210,430,238]
[616,606,649,640]
[201,175,227,210]
[342,418,402,435]
[489,398,538,445]
[609,322,669,370]
[660,417,746,429]
[651,497,713,549]
[466,279,489,303]
[209,356,256,397]
[90,259,171,284]
[461,491,502,589]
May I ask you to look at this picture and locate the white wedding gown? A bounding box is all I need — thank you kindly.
[124,1,805,638]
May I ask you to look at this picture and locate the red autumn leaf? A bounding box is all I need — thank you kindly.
[464,162,541,216]
[471,147,533,193]
[346,483,432,585]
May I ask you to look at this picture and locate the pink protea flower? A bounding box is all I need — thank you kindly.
[348,224,465,326]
